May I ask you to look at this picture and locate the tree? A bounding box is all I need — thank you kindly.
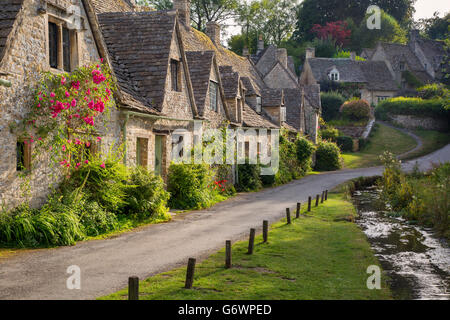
[311,21,352,47]
[135,0,173,10]
[190,0,239,31]
[293,0,415,42]
[419,12,450,40]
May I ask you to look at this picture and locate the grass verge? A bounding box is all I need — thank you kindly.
[100,191,392,300]
[401,129,450,160]
[342,123,417,169]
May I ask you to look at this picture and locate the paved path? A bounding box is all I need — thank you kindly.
[1,145,449,300]
[377,121,423,159]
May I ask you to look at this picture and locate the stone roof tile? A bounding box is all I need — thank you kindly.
[0,0,24,65]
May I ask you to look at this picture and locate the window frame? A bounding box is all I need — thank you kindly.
[280,107,287,122]
[47,16,78,72]
[16,139,32,173]
[256,96,262,113]
[170,59,181,92]
[209,80,218,112]
[136,137,149,168]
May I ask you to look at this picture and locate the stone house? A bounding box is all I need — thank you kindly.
[0,0,320,209]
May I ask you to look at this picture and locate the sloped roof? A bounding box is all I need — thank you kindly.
[357,61,398,91]
[242,104,277,129]
[185,51,214,116]
[361,48,375,59]
[416,38,446,71]
[0,0,24,65]
[240,76,260,96]
[98,10,177,113]
[380,42,424,71]
[284,85,320,131]
[219,66,240,99]
[90,0,135,13]
[308,58,367,83]
[261,88,284,107]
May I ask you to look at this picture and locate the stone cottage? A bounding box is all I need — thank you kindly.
[0,0,320,209]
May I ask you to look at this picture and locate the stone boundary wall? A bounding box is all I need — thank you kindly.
[389,114,448,132]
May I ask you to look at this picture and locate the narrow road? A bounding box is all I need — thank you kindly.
[1,145,449,300]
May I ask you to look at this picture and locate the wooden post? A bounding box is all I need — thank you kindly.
[263,220,268,243]
[325,190,328,201]
[185,258,196,289]
[225,240,232,269]
[315,195,320,207]
[296,203,301,218]
[321,191,324,203]
[248,228,256,255]
[286,208,291,224]
[128,276,139,300]
[308,196,312,212]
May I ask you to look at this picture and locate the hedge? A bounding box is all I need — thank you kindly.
[336,136,354,152]
[320,91,345,121]
[375,97,449,120]
[314,141,342,171]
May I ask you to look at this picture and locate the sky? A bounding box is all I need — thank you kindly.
[224,0,450,42]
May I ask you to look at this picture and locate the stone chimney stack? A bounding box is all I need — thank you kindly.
[350,52,356,61]
[305,47,315,59]
[206,21,221,45]
[410,29,420,42]
[174,0,191,26]
[242,45,249,57]
[257,34,264,54]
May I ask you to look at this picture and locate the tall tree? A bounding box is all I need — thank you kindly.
[293,0,415,41]
[190,0,239,31]
[135,0,173,10]
[419,12,450,40]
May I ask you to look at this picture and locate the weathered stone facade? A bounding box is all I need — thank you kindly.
[389,114,449,132]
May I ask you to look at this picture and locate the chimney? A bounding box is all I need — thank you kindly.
[206,21,221,45]
[242,45,249,57]
[350,52,356,61]
[257,34,264,54]
[410,29,420,43]
[174,0,191,26]
[277,48,288,68]
[305,47,315,59]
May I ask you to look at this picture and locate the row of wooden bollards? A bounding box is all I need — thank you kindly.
[127,190,329,299]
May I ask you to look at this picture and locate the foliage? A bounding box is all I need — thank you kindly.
[314,141,342,171]
[17,61,115,175]
[337,136,354,152]
[333,50,366,61]
[124,166,170,220]
[417,83,449,100]
[190,0,239,31]
[295,137,315,166]
[78,201,119,237]
[380,154,450,238]
[320,91,346,121]
[167,163,217,210]
[340,99,371,121]
[320,127,339,142]
[401,70,424,88]
[418,12,449,40]
[311,21,352,47]
[237,162,262,192]
[319,80,363,99]
[135,0,172,10]
[375,97,449,120]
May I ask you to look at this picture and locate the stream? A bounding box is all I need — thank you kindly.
[353,186,450,300]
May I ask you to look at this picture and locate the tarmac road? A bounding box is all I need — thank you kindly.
[0,144,449,300]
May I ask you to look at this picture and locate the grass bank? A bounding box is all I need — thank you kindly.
[100,191,392,300]
[342,123,417,169]
[402,129,450,160]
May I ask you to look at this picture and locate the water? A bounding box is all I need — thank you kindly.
[353,187,450,300]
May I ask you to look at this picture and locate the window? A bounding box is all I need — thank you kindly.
[280,107,286,122]
[17,140,31,172]
[48,20,77,72]
[256,96,262,113]
[329,71,339,81]
[171,59,180,91]
[136,138,149,168]
[377,96,390,103]
[209,81,218,111]
[399,62,406,71]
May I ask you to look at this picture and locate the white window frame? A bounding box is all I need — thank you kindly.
[256,96,262,113]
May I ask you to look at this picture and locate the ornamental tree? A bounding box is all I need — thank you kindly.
[19,60,116,173]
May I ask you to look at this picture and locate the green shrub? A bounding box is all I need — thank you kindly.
[358,138,368,151]
[237,162,262,192]
[402,70,424,88]
[296,137,315,168]
[314,141,342,171]
[340,99,371,121]
[167,163,216,210]
[125,166,170,220]
[417,84,449,100]
[79,201,119,237]
[375,97,449,120]
[320,127,339,142]
[321,91,346,121]
[337,136,354,152]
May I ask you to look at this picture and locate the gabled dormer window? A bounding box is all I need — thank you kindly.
[329,68,339,81]
[399,61,406,71]
[256,96,262,113]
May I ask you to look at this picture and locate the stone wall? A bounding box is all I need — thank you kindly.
[0,0,101,208]
[389,114,449,132]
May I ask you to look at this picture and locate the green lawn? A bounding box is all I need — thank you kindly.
[342,123,417,169]
[100,192,392,300]
[402,129,450,160]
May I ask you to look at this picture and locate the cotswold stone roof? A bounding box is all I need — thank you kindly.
[185,51,215,116]
[416,38,446,72]
[261,89,284,107]
[241,77,260,96]
[242,104,277,129]
[308,58,367,83]
[98,10,178,113]
[219,66,240,99]
[90,0,135,13]
[0,0,24,65]
[357,61,398,91]
[284,85,321,131]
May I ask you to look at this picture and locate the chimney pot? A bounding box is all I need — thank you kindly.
[306,47,315,59]
[257,35,264,54]
[206,21,221,45]
[242,45,249,57]
[174,0,191,27]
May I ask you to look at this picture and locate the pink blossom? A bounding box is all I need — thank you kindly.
[61,77,66,85]
[50,92,55,98]
[97,137,102,142]
[100,163,106,169]
[72,81,80,90]
[75,139,81,145]
[62,145,66,151]
[85,142,91,147]
[39,97,43,101]
[76,163,81,169]
[37,103,41,108]
[84,160,89,164]
[100,58,104,63]
[65,91,70,98]
[71,99,77,107]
